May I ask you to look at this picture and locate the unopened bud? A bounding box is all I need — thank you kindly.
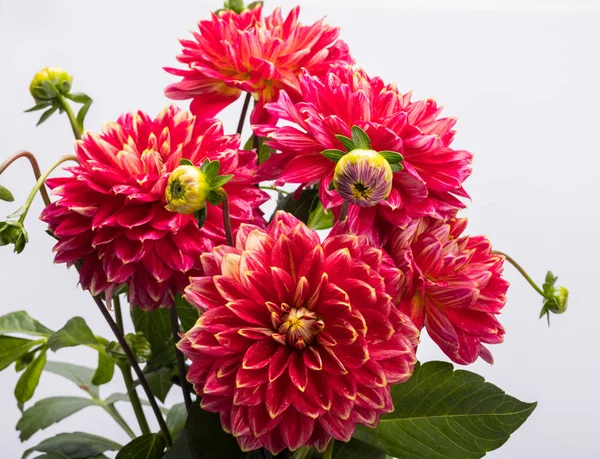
[0,221,29,254]
[29,67,73,104]
[165,165,210,214]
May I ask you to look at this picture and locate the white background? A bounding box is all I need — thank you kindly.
[1,0,599,457]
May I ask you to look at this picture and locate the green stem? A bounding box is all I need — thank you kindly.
[493,250,545,297]
[18,155,78,224]
[221,192,234,246]
[57,94,82,140]
[236,92,252,136]
[0,150,51,206]
[323,439,335,459]
[259,185,289,195]
[290,447,310,459]
[170,302,193,410]
[101,402,136,439]
[114,296,152,436]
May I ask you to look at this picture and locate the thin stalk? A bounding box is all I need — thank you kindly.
[221,192,234,246]
[0,151,50,206]
[170,303,193,410]
[18,155,77,225]
[236,92,252,136]
[92,295,172,445]
[323,439,335,459]
[57,94,82,140]
[101,402,136,439]
[259,185,289,195]
[114,296,152,436]
[493,250,545,297]
[290,447,310,459]
[338,200,350,222]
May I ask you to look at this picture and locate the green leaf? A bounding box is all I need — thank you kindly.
[194,206,207,229]
[76,100,92,129]
[44,361,100,397]
[15,348,38,372]
[103,392,167,414]
[15,347,47,407]
[379,150,404,165]
[390,163,404,173]
[37,105,58,126]
[32,453,70,459]
[321,149,346,162]
[115,433,167,459]
[306,201,334,231]
[167,403,188,442]
[206,190,224,206]
[7,204,27,219]
[106,332,151,365]
[204,160,220,181]
[0,311,54,337]
[176,296,200,333]
[0,336,42,371]
[131,305,172,359]
[65,92,91,104]
[0,183,15,202]
[48,317,97,351]
[333,438,385,459]
[17,396,97,441]
[351,126,371,149]
[147,368,174,403]
[180,159,194,167]
[274,187,319,224]
[209,174,234,189]
[180,403,245,458]
[257,136,274,164]
[335,134,356,152]
[22,432,121,459]
[354,361,537,459]
[92,349,115,385]
[243,135,254,150]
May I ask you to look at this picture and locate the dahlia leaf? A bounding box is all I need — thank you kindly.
[106,333,151,365]
[0,183,15,202]
[15,348,38,372]
[0,336,43,371]
[194,206,208,228]
[321,149,346,162]
[167,402,188,442]
[307,201,334,231]
[353,361,537,459]
[37,105,58,126]
[180,158,194,167]
[0,311,54,337]
[115,433,167,459]
[47,317,97,352]
[175,295,200,333]
[44,361,100,397]
[274,187,320,224]
[21,432,121,459]
[16,396,96,441]
[76,98,93,128]
[15,346,47,408]
[351,126,371,150]
[131,305,173,359]
[335,134,356,152]
[332,438,386,459]
[92,348,115,385]
[147,367,174,403]
[379,150,404,165]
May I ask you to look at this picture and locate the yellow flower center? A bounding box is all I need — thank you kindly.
[278,306,324,349]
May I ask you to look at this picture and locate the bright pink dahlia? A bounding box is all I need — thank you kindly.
[179,211,419,454]
[40,105,267,311]
[165,4,353,124]
[255,64,473,244]
[388,217,509,365]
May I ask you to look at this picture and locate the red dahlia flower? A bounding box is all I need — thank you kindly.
[41,105,267,311]
[255,64,473,244]
[179,211,419,454]
[165,4,353,124]
[388,217,509,365]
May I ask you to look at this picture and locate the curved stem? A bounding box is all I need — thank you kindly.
[338,201,350,223]
[101,402,137,439]
[170,303,193,410]
[236,92,252,136]
[93,295,172,445]
[259,185,289,195]
[114,296,152,436]
[18,155,78,224]
[0,151,51,206]
[493,250,545,297]
[57,94,82,140]
[221,192,234,246]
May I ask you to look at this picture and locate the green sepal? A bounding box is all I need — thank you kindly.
[37,105,59,126]
[328,181,335,191]
[351,125,371,149]
[224,0,245,13]
[206,190,224,206]
[0,183,15,202]
[321,149,346,162]
[335,134,356,152]
[390,163,404,173]
[204,160,220,180]
[41,81,59,99]
[24,103,51,113]
[65,92,91,104]
[209,174,234,189]
[247,1,264,9]
[179,159,194,167]
[379,150,404,164]
[194,206,207,229]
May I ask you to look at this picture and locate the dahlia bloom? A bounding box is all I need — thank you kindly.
[165,4,353,124]
[40,105,267,311]
[179,211,419,454]
[255,64,473,244]
[388,217,509,365]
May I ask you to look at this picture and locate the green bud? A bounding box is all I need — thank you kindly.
[0,221,28,253]
[29,67,73,104]
[540,271,568,325]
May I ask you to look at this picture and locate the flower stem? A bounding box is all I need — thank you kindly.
[170,303,193,411]
[323,439,335,459]
[221,192,234,246]
[57,94,82,140]
[338,201,350,222]
[259,185,289,195]
[114,295,152,436]
[236,92,252,136]
[18,155,78,224]
[493,250,545,297]
[92,294,172,445]
[290,447,310,459]
[0,151,51,206]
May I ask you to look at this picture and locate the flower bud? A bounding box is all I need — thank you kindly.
[29,67,73,104]
[165,165,210,214]
[0,221,29,254]
[333,149,393,207]
[545,286,568,315]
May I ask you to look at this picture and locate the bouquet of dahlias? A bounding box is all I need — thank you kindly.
[0,1,569,458]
